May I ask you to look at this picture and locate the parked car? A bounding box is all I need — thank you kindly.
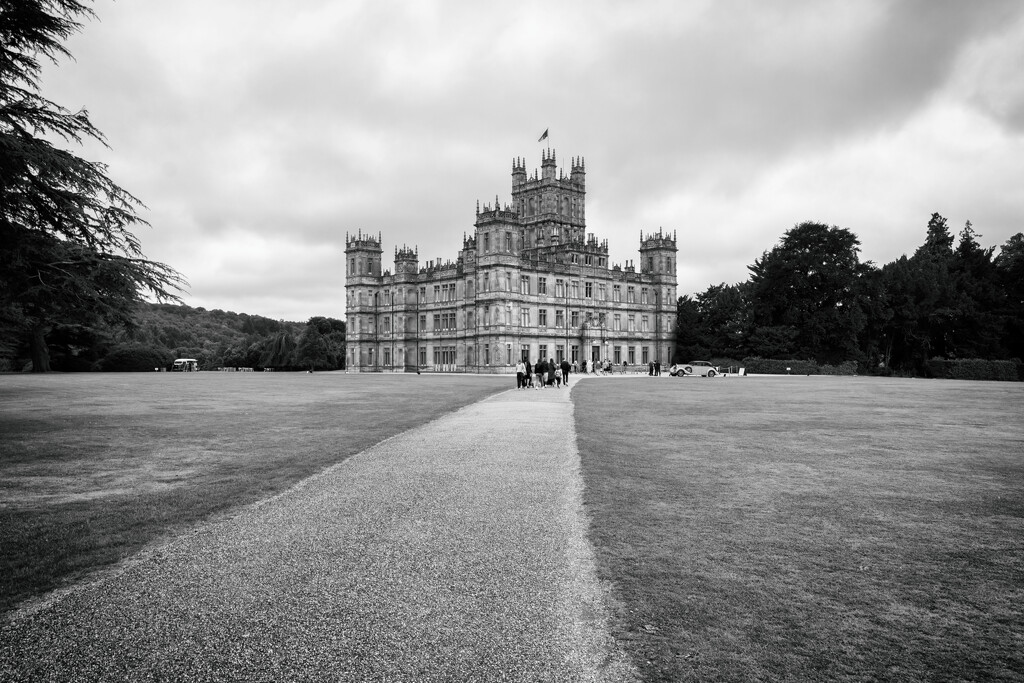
[670,360,719,377]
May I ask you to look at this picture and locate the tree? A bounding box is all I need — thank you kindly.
[994,233,1024,360]
[747,222,868,363]
[673,295,704,362]
[694,282,750,358]
[260,330,296,369]
[1,0,183,371]
[292,324,334,371]
[949,221,1004,359]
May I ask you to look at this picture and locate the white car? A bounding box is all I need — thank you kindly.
[670,360,719,377]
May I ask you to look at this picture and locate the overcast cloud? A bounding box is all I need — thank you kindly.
[40,0,1024,322]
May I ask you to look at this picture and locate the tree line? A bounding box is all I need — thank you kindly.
[0,304,346,373]
[675,216,1024,377]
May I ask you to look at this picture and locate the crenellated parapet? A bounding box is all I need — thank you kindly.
[420,258,459,275]
[640,228,677,250]
[346,229,383,250]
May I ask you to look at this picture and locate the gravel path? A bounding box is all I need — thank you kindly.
[1,380,636,682]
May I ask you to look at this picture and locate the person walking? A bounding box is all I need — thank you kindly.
[546,360,556,387]
[515,359,526,389]
[534,359,545,389]
[560,358,571,386]
[525,359,533,388]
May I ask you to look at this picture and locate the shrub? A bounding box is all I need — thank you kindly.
[740,357,859,376]
[925,358,1020,381]
[741,357,818,375]
[100,344,171,372]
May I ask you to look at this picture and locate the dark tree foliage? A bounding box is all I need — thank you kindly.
[673,294,704,362]
[694,282,750,359]
[1,0,183,371]
[748,222,868,364]
[292,324,333,371]
[994,233,1024,360]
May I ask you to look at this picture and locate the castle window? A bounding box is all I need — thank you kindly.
[612,285,621,302]
[628,347,636,364]
[647,257,654,272]
[641,288,649,305]
[642,347,649,364]
[585,282,593,298]
[555,310,564,328]
[598,284,607,301]
[571,281,579,298]
[571,253,579,264]
[521,309,531,327]
[520,275,530,295]
[598,257,605,267]
[555,279,565,297]
[506,232,512,252]
[433,313,440,331]
[506,271,512,292]
[627,286,635,303]
[628,315,636,332]
[538,277,547,294]
[585,254,592,266]
[539,309,548,327]
[642,315,649,332]
[539,344,547,360]
[484,233,490,252]
[613,314,621,331]
[571,311,580,327]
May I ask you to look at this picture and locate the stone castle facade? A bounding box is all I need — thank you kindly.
[344,150,677,373]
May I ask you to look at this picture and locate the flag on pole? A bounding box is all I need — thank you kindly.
[538,128,549,143]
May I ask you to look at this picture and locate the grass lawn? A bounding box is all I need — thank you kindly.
[574,376,1024,682]
[0,371,509,615]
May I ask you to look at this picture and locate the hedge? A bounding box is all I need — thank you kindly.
[924,358,1020,382]
[740,357,858,376]
[100,344,172,372]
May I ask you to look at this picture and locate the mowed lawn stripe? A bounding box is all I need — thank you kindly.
[574,376,1024,682]
[0,372,509,615]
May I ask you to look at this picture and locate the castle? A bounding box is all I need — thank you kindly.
[344,150,678,373]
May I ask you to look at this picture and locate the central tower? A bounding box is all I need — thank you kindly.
[511,150,586,251]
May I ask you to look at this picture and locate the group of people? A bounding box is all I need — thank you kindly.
[512,358,664,388]
[515,358,571,389]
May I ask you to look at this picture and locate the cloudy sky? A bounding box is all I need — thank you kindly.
[41,0,1024,322]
